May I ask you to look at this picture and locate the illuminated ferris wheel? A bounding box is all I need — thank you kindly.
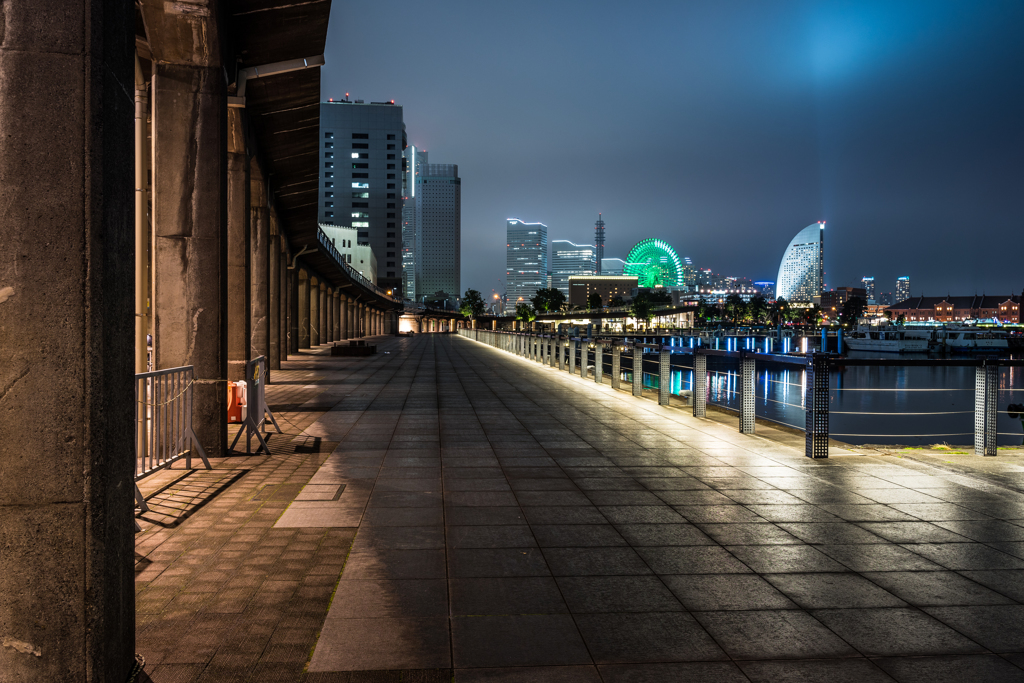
[623,238,684,288]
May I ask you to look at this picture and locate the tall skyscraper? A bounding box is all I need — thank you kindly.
[551,240,596,296]
[862,276,876,303]
[600,258,626,276]
[320,99,406,293]
[594,214,605,274]
[401,146,428,300]
[416,163,461,305]
[896,276,911,303]
[505,219,548,313]
[776,222,825,303]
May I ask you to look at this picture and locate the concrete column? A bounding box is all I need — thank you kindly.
[288,265,299,354]
[340,294,349,340]
[268,234,281,369]
[299,270,310,348]
[279,241,289,361]
[347,299,356,339]
[333,292,341,341]
[310,279,320,346]
[0,3,135,676]
[325,289,333,343]
[319,285,327,345]
[225,109,249,382]
[250,161,270,364]
[152,63,227,457]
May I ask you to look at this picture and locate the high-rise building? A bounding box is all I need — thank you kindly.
[879,292,894,306]
[401,146,428,300]
[896,276,911,304]
[601,258,625,275]
[551,240,596,296]
[594,214,605,274]
[416,163,461,304]
[776,222,825,303]
[861,276,876,303]
[754,281,775,299]
[320,99,406,293]
[505,219,548,313]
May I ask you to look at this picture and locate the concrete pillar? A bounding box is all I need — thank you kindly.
[225,109,249,382]
[269,234,281,369]
[250,161,270,364]
[0,3,135,676]
[288,266,299,354]
[340,294,349,340]
[279,241,289,361]
[299,270,310,348]
[309,278,320,346]
[333,292,341,341]
[325,289,333,343]
[319,285,327,345]
[152,63,227,457]
[347,299,356,339]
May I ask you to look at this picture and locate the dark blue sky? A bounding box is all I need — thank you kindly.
[322,0,1023,299]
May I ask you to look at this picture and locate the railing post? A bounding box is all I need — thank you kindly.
[975,361,997,456]
[739,351,755,433]
[632,345,643,397]
[659,346,671,406]
[693,349,706,417]
[569,339,577,375]
[804,352,830,458]
[612,344,621,389]
[558,337,565,371]
[595,343,603,384]
[581,342,588,378]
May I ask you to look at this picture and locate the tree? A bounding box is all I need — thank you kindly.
[630,292,655,329]
[724,294,746,327]
[648,288,672,305]
[515,302,535,323]
[459,289,486,319]
[587,292,602,310]
[610,295,625,307]
[801,304,822,328]
[747,295,769,326]
[771,297,790,326]
[839,296,867,328]
[896,312,906,325]
[696,300,719,327]
[530,287,566,313]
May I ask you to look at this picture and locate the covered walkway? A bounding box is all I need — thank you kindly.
[135,334,1024,681]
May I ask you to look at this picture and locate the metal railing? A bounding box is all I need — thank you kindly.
[134,365,210,529]
[317,226,399,302]
[459,329,1024,459]
[229,355,282,455]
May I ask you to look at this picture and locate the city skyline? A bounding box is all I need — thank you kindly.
[322,0,1023,298]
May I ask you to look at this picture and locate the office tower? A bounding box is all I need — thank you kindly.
[754,281,775,299]
[594,214,605,274]
[862,276,876,303]
[896,276,911,303]
[776,222,825,303]
[879,292,894,306]
[600,258,626,276]
[320,99,406,293]
[416,163,461,305]
[683,257,695,290]
[551,240,596,296]
[505,219,548,313]
[401,146,428,300]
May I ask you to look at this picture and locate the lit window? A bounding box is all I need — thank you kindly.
[351,212,369,218]
[352,182,369,189]
[351,192,369,198]
[352,221,369,227]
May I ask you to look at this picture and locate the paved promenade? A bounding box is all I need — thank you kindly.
[136,333,1024,682]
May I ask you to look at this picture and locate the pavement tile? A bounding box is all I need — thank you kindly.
[694,610,858,660]
[872,655,1024,683]
[662,574,797,611]
[449,577,568,615]
[814,607,985,656]
[598,662,749,682]
[862,571,1015,607]
[738,658,895,682]
[555,576,683,613]
[574,612,728,663]
[764,573,906,608]
[924,605,1024,652]
[451,615,592,667]
[308,617,451,671]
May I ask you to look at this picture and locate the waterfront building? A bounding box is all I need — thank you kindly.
[320,224,378,282]
[568,275,638,308]
[506,219,548,313]
[623,239,685,288]
[896,276,911,304]
[862,276,876,303]
[776,222,824,303]
[886,294,1021,323]
[683,258,696,290]
[601,258,626,276]
[594,214,606,273]
[821,287,867,320]
[416,162,461,302]
[551,240,596,296]
[754,281,775,299]
[320,99,406,293]
[401,146,428,300]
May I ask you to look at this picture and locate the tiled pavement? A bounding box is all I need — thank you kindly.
[138,333,1024,682]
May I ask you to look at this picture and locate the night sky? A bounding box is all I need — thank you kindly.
[322,0,1024,300]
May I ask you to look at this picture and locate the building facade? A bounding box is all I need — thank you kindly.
[320,100,406,293]
[505,219,548,313]
[754,281,775,299]
[401,146,428,300]
[896,276,911,304]
[415,163,461,304]
[886,294,1021,323]
[601,258,626,276]
[551,240,596,296]
[821,287,867,320]
[776,222,824,303]
[568,275,639,308]
[320,224,377,282]
[862,276,876,303]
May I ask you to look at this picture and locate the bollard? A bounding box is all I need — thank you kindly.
[611,345,621,389]
[558,338,565,371]
[975,362,997,456]
[595,343,603,384]
[659,347,671,406]
[693,350,706,417]
[739,352,755,433]
[569,340,577,375]
[550,336,557,368]
[632,346,643,397]
[581,343,588,378]
[804,352,830,458]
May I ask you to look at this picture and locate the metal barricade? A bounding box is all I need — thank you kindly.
[229,355,282,455]
[134,365,210,529]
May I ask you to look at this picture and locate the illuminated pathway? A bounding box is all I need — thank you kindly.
[138,334,1024,681]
